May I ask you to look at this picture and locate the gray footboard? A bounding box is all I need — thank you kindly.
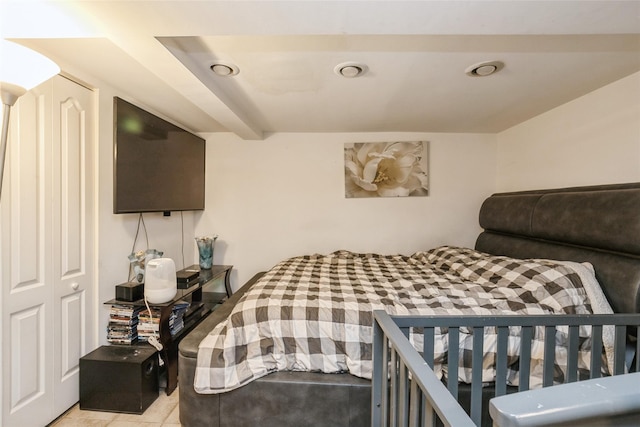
[178,273,371,427]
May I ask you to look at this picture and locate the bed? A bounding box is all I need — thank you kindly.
[178,182,640,427]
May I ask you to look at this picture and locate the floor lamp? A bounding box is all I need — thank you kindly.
[0,39,60,200]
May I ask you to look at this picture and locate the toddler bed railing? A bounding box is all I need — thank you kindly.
[372,310,640,427]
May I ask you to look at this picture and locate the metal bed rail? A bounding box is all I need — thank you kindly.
[371,311,640,427]
[372,310,475,427]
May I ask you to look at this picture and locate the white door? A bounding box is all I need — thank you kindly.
[1,75,96,427]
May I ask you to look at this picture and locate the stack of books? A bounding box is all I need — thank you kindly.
[137,307,161,342]
[107,304,140,344]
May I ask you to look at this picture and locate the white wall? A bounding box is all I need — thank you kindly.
[16,61,636,348]
[67,67,496,345]
[496,72,640,192]
[194,132,497,290]
[84,77,495,343]
[60,69,640,346]
[58,59,493,346]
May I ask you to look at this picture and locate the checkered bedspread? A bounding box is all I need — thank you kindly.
[194,246,597,394]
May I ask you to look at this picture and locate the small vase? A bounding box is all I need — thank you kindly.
[195,235,217,269]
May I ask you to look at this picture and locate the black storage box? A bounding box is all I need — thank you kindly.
[115,282,144,302]
[177,277,200,289]
[177,268,199,283]
[177,268,200,289]
[80,345,159,414]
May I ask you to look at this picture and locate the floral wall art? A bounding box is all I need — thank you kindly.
[344,141,429,198]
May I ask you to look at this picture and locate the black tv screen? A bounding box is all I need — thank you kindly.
[113,97,205,214]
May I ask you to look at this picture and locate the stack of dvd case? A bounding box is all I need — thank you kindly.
[107,304,140,344]
[126,300,192,342]
[169,300,190,336]
[137,307,161,342]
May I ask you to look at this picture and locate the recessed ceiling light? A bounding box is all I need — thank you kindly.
[210,63,239,76]
[334,62,368,78]
[465,61,504,77]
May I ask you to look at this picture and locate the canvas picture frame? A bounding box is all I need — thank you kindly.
[344,141,429,198]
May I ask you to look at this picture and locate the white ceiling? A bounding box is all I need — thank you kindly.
[2,1,640,140]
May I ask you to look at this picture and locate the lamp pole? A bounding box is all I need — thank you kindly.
[0,40,59,200]
[0,103,10,199]
[0,82,26,199]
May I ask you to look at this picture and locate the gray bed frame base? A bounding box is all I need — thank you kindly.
[178,272,372,427]
[178,182,640,427]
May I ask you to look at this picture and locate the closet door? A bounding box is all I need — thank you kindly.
[0,75,96,426]
[0,78,54,427]
[51,76,96,418]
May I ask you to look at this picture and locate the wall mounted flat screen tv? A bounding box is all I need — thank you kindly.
[113,97,206,214]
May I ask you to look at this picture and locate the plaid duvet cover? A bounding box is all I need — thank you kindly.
[194,246,597,394]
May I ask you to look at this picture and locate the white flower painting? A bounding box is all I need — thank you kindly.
[344,141,429,198]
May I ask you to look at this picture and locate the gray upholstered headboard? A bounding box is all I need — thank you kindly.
[475,182,640,314]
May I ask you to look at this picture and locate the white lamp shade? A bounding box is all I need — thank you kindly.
[1,39,60,93]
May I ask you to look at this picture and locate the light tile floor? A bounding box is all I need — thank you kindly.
[49,387,180,427]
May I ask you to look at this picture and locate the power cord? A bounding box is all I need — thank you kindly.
[127,213,149,283]
[143,294,164,366]
[180,211,185,269]
[127,214,162,363]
